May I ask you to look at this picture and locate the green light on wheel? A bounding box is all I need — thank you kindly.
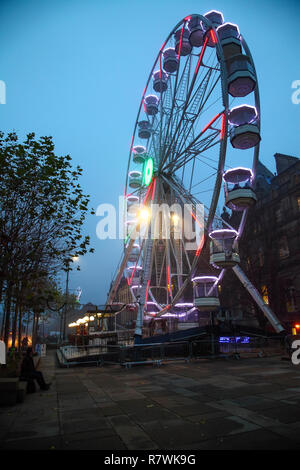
[143,157,154,186]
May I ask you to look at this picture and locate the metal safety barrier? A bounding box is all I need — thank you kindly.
[57,334,285,368]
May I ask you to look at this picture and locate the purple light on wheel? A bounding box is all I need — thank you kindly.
[127,265,142,270]
[162,312,187,318]
[174,302,194,307]
[216,22,240,41]
[209,229,238,240]
[144,94,159,104]
[132,145,146,155]
[127,195,139,203]
[152,70,169,80]
[192,275,218,283]
[223,167,253,184]
[203,10,224,27]
[228,105,258,126]
[129,170,142,177]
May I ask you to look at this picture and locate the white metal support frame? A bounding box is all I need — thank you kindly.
[134,237,154,340]
[232,264,285,333]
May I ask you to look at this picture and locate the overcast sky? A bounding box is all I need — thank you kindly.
[1,0,299,305]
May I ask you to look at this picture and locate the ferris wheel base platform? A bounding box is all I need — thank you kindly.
[141,326,208,344]
[140,323,285,345]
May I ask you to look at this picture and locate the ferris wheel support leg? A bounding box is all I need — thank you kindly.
[232,265,285,334]
[134,237,154,343]
[134,306,144,344]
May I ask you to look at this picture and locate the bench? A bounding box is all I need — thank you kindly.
[0,378,27,405]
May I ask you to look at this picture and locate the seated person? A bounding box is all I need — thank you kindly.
[20,347,51,391]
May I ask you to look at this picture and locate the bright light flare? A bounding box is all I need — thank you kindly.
[171,213,180,225]
[138,207,151,223]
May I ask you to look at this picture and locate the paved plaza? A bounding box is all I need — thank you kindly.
[1,350,300,450]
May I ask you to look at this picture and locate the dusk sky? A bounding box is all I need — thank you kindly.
[1,0,299,305]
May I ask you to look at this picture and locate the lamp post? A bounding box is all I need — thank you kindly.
[62,256,79,342]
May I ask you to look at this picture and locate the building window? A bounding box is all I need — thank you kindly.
[258,248,264,267]
[279,236,289,259]
[286,292,297,313]
[275,208,282,223]
[282,197,290,210]
[261,285,269,305]
[285,281,297,313]
[297,196,300,211]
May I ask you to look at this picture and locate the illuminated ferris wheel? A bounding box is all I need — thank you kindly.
[107,11,284,341]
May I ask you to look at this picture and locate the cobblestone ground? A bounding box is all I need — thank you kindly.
[1,350,300,450]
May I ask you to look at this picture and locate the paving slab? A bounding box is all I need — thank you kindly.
[62,434,126,450]
[1,435,62,450]
[258,404,300,424]
[109,414,158,450]
[197,429,300,450]
[61,415,112,435]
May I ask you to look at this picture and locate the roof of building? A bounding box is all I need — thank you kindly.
[274,153,299,174]
[256,160,274,179]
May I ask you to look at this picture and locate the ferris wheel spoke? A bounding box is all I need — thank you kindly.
[164,56,221,169]
[163,72,223,169]
[167,43,211,152]
[162,174,208,227]
[161,43,214,168]
[194,152,232,169]
[176,111,224,159]
[166,239,172,303]
[194,155,218,171]
[180,236,192,272]
[159,22,189,166]
[160,43,211,164]
[165,130,220,174]
[156,241,166,287]
[169,234,186,292]
[178,187,229,229]
[191,171,218,191]
[157,175,213,298]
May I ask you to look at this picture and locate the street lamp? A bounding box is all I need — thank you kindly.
[62,256,79,342]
